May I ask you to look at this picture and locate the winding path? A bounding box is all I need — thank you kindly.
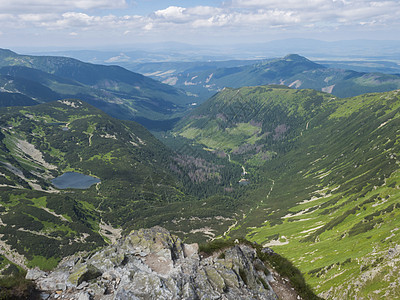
[222,177,275,238]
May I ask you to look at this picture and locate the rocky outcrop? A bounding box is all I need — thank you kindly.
[29,226,281,299]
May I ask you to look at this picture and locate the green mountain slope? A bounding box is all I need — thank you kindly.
[0,99,246,271]
[0,68,68,105]
[172,85,400,298]
[165,54,400,101]
[0,49,195,129]
[0,100,182,269]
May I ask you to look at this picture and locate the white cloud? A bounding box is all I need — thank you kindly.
[0,0,127,13]
[155,6,186,19]
[232,0,324,8]
[187,6,221,16]
[0,0,399,46]
[229,0,400,24]
[1,1,398,33]
[19,13,56,22]
[143,22,153,30]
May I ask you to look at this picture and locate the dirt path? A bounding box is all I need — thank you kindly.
[89,133,93,146]
[99,220,122,244]
[241,165,247,175]
[222,220,238,238]
[222,178,275,238]
[261,178,275,204]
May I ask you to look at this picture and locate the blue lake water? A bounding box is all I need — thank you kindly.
[52,172,100,189]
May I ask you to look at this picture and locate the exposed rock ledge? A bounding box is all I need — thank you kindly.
[27,226,284,300]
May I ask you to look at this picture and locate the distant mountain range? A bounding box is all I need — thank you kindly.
[2,49,400,130]
[23,38,400,63]
[157,54,400,100]
[0,48,195,130]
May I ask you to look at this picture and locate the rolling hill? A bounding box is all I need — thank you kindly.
[0,49,195,130]
[171,85,400,298]
[161,54,400,101]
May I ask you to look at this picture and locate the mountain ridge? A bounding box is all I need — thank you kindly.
[157,54,400,101]
[0,48,195,130]
[27,226,320,300]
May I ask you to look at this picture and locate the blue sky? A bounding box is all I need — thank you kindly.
[0,0,399,49]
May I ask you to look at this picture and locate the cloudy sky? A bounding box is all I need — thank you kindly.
[0,0,399,49]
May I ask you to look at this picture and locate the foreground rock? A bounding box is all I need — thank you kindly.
[29,226,285,299]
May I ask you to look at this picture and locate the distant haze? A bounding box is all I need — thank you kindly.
[0,0,399,49]
[19,39,400,66]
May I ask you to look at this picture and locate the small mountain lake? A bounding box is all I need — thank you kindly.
[51,172,100,189]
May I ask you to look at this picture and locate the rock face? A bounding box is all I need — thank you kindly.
[30,226,280,299]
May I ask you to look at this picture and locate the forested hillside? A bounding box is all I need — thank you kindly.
[160,54,400,101]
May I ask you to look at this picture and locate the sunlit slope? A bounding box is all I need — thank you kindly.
[173,85,400,298]
[0,99,187,269]
[0,48,195,129]
[168,54,400,100]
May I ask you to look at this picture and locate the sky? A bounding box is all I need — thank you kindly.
[0,0,399,49]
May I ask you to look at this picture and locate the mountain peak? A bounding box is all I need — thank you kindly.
[277,53,325,70]
[0,48,18,59]
[283,54,309,61]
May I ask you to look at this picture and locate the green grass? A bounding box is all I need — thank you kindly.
[88,151,118,162]
[243,158,400,297]
[179,121,264,153]
[30,196,47,208]
[171,87,400,297]
[26,255,59,270]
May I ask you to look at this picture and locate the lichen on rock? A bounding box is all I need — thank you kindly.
[30,226,281,299]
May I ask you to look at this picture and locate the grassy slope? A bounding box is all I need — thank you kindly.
[173,85,400,298]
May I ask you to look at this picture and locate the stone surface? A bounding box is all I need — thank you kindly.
[77,292,91,300]
[30,226,283,300]
[26,267,47,281]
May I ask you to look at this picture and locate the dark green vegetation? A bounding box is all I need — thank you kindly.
[0,255,38,300]
[0,99,246,269]
[0,273,38,299]
[159,54,400,101]
[0,48,195,130]
[171,85,400,298]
